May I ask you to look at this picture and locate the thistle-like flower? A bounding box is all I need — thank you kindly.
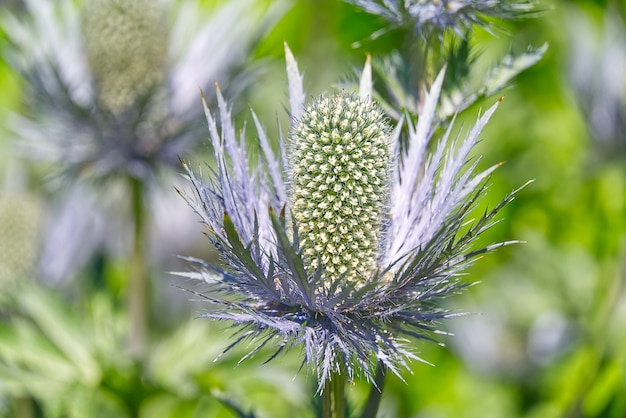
[567,7,626,152]
[2,0,285,282]
[3,0,284,182]
[179,45,524,388]
[0,191,42,289]
[342,0,544,127]
[345,0,537,38]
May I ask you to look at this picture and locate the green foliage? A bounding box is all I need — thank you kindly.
[0,285,308,418]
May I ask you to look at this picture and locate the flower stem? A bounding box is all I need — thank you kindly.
[13,397,33,418]
[128,177,148,355]
[323,371,346,418]
[360,362,387,418]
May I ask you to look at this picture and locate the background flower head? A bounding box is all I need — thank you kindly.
[1,0,286,283]
[81,0,169,115]
[3,0,285,182]
[345,0,538,39]
[567,6,626,156]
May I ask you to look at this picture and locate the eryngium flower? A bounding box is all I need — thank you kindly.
[345,0,537,38]
[3,0,283,182]
[567,7,626,151]
[0,192,42,287]
[178,45,524,388]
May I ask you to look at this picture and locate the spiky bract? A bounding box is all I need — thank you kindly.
[178,45,522,389]
[345,0,537,38]
[291,93,391,286]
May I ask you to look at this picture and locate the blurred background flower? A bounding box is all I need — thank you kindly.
[345,0,537,38]
[0,162,42,294]
[2,0,285,282]
[567,6,626,158]
[2,0,287,362]
[342,0,545,123]
[3,0,284,183]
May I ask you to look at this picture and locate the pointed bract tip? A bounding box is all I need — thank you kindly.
[359,54,373,101]
[284,41,293,56]
[498,95,505,104]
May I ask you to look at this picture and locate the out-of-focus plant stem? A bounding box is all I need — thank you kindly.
[565,245,626,416]
[323,371,346,418]
[13,397,33,418]
[360,362,387,418]
[408,34,428,112]
[128,176,148,356]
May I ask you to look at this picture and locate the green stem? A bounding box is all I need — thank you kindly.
[13,397,33,418]
[564,252,626,416]
[323,371,346,418]
[360,362,387,418]
[128,177,148,355]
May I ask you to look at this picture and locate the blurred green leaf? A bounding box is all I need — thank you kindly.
[583,357,625,417]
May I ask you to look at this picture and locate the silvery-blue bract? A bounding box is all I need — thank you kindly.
[345,0,537,38]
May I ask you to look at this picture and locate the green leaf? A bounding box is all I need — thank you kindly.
[222,212,266,282]
[16,287,101,385]
[583,358,624,416]
[481,43,549,97]
[269,209,314,306]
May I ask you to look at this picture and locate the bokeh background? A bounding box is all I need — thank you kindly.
[0,0,625,417]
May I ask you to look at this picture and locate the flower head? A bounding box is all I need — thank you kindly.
[2,0,285,282]
[0,192,42,288]
[81,0,169,115]
[3,0,284,182]
[567,7,626,152]
[346,0,537,39]
[179,45,523,388]
[291,93,391,287]
[341,0,546,124]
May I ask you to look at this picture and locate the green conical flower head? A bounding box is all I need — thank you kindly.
[81,0,168,114]
[0,194,43,286]
[291,93,391,286]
